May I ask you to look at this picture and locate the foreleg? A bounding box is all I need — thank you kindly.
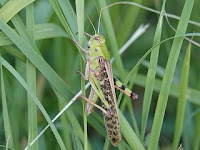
[76,59,90,80]
[71,38,89,55]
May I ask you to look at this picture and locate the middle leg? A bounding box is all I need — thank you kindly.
[85,87,99,115]
[77,94,108,115]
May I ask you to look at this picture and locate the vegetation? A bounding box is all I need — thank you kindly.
[0,0,200,150]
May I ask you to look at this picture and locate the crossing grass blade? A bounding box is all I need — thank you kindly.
[51,0,91,148]
[119,66,140,137]
[116,0,143,47]
[50,0,87,60]
[0,20,73,101]
[193,79,200,150]
[34,23,69,40]
[182,104,193,149]
[0,0,34,23]
[0,55,15,149]
[148,0,194,149]
[172,40,191,150]
[141,0,166,141]
[48,0,74,36]
[0,17,72,149]
[119,111,145,150]
[56,0,78,36]
[193,107,200,150]
[26,3,38,150]
[134,73,200,105]
[0,57,67,150]
[75,0,88,150]
[0,23,68,47]
[0,46,25,61]
[55,91,73,150]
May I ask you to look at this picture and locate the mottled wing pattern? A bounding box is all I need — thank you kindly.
[98,57,121,146]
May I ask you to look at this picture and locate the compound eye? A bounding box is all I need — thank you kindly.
[88,42,90,48]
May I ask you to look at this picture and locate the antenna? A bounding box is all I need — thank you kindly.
[97,9,102,34]
[87,15,96,35]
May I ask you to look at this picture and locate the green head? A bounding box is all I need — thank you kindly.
[88,34,110,61]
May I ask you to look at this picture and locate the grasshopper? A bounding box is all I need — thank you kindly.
[72,18,138,146]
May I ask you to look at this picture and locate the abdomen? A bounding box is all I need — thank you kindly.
[98,57,121,146]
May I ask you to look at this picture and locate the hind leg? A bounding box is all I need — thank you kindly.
[114,78,138,99]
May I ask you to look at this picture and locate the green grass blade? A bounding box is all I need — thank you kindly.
[118,32,200,112]
[172,40,191,150]
[119,111,145,150]
[0,0,34,23]
[0,57,66,150]
[71,130,83,150]
[100,1,200,28]
[116,0,143,47]
[8,60,25,149]
[141,0,166,141]
[0,46,25,61]
[57,0,78,36]
[103,137,110,150]
[9,17,39,52]
[0,19,86,149]
[26,3,38,150]
[27,96,90,149]
[0,20,73,100]
[48,0,73,36]
[0,23,69,47]
[0,31,12,46]
[127,99,140,137]
[51,38,73,150]
[95,0,125,80]
[193,108,200,150]
[59,104,73,150]
[35,23,69,40]
[119,66,140,137]
[1,0,40,55]
[148,0,194,149]
[0,55,15,149]
[75,0,88,149]
[1,0,41,58]
[119,33,200,102]
[50,0,86,61]
[193,78,200,150]
[134,73,200,105]
[182,104,193,149]
[56,92,73,150]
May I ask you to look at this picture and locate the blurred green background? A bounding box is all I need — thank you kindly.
[0,0,200,150]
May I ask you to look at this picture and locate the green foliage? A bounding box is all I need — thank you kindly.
[0,0,200,150]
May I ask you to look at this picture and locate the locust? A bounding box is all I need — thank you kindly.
[72,19,138,146]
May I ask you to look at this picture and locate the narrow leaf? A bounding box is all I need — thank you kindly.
[0,57,66,150]
[141,0,166,141]
[148,0,194,149]
[172,42,191,150]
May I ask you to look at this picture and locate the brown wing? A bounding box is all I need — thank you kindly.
[98,57,121,146]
